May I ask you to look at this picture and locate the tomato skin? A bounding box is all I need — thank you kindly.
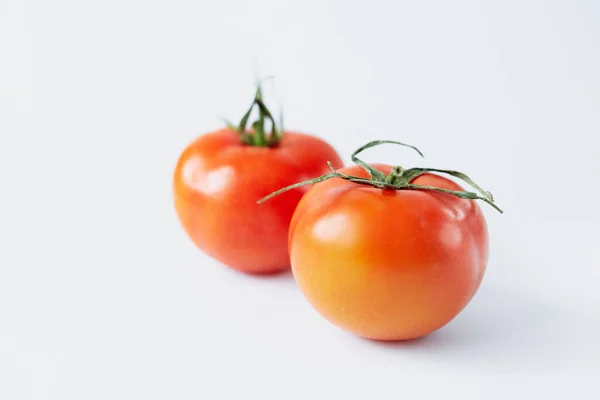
[289,164,489,340]
[173,128,343,274]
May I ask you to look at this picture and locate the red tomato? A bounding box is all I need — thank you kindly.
[173,87,343,274]
[264,141,501,340]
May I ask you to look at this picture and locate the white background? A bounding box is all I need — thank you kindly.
[1,0,599,398]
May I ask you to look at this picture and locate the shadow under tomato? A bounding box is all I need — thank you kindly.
[350,284,579,371]
[216,261,296,282]
[245,267,294,280]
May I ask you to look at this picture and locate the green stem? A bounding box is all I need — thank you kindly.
[405,183,502,213]
[351,140,424,181]
[385,166,404,185]
[225,79,284,147]
[257,173,338,204]
[258,140,504,214]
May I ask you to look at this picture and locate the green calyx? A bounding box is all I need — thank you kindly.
[257,140,503,213]
[226,80,284,147]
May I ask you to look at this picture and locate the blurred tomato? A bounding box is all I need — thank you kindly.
[173,86,342,274]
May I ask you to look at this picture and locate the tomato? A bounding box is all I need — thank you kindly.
[173,86,343,274]
[262,140,501,340]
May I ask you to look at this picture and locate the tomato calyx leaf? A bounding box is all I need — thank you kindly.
[351,139,424,182]
[226,78,284,147]
[257,140,503,214]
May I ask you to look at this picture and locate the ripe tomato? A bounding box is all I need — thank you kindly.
[173,86,343,274]
[262,140,501,340]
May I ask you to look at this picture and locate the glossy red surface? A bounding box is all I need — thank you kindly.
[289,164,489,340]
[173,128,343,273]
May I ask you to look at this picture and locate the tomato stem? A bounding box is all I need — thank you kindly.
[225,79,284,147]
[258,140,504,213]
[385,166,404,184]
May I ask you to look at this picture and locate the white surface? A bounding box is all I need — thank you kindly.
[1,0,599,398]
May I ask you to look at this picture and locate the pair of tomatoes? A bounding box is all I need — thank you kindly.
[173,85,501,341]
